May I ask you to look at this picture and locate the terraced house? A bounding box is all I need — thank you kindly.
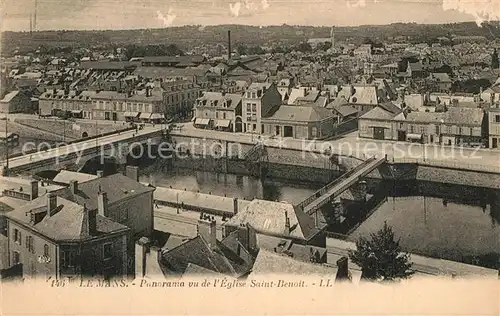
[192,91,242,132]
[92,89,165,123]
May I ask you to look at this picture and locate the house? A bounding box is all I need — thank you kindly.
[241,82,282,134]
[261,105,336,139]
[277,78,293,102]
[157,80,201,119]
[488,103,500,149]
[193,92,242,132]
[92,89,165,123]
[329,84,380,116]
[439,107,485,146]
[45,168,156,275]
[223,199,327,247]
[4,192,130,280]
[426,73,452,93]
[38,89,96,118]
[359,106,486,146]
[0,90,33,114]
[135,216,258,278]
[406,61,424,78]
[358,107,403,140]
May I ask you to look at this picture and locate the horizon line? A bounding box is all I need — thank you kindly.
[2,19,490,34]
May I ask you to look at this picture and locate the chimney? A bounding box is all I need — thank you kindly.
[125,165,139,182]
[30,180,38,200]
[97,190,108,217]
[69,180,78,194]
[96,170,104,178]
[197,214,217,250]
[335,256,352,282]
[284,211,290,234]
[47,193,57,216]
[135,237,151,278]
[86,206,98,236]
[237,223,257,253]
[227,30,232,60]
[233,197,238,215]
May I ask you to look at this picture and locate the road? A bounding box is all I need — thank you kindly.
[171,123,500,173]
[2,124,162,170]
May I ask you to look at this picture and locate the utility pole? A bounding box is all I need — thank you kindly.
[4,114,9,174]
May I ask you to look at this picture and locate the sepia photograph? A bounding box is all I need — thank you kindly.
[0,0,499,315]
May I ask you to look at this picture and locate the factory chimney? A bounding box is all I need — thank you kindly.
[227,30,232,61]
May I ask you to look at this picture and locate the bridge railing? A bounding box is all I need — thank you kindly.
[296,156,379,210]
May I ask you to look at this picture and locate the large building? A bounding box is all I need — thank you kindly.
[2,169,157,279]
[0,90,33,114]
[241,82,282,134]
[38,89,96,118]
[92,89,164,123]
[193,92,242,132]
[5,192,130,280]
[261,105,336,139]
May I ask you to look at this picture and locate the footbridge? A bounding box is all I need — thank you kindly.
[297,156,386,215]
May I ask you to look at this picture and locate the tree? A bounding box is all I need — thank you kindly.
[348,222,414,282]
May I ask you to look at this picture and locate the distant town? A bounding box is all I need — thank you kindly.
[0,22,499,283]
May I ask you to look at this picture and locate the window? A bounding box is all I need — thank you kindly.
[12,251,20,265]
[13,229,21,245]
[496,115,500,123]
[44,244,50,257]
[399,123,403,129]
[26,236,34,253]
[409,125,414,133]
[61,249,76,267]
[252,104,257,112]
[103,243,112,260]
[435,125,440,135]
[458,127,462,135]
[246,104,251,111]
[216,112,219,119]
[420,126,425,133]
[223,112,226,119]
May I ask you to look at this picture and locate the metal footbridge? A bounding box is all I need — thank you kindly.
[297,156,386,215]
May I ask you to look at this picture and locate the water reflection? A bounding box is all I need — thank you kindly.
[140,167,320,205]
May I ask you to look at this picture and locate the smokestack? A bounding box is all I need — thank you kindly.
[97,190,108,217]
[69,180,78,194]
[228,30,232,60]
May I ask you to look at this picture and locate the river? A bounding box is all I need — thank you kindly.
[139,163,500,269]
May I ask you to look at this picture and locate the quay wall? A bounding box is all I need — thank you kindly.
[170,134,500,190]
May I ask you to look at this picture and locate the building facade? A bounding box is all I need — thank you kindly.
[242,82,282,134]
[5,193,129,280]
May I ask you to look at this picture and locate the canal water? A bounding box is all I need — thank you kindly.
[138,160,500,269]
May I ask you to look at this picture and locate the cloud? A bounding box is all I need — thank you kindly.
[346,0,367,8]
[156,8,176,27]
[229,0,271,17]
[229,2,242,16]
[442,0,500,26]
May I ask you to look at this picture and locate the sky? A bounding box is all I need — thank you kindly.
[0,0,499,32]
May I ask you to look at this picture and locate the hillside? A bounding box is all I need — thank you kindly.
[2,22,500,55]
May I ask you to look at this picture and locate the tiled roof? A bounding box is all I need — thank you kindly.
[225,199,320,241]
[264,105,333,123]
[5,196,128,241]
[444,107,484,126]
[0,91,20,103]
[406,111,445,123]
[52,170,98,184]
[332,105,358,117]
[359,107,397,120]
[249,249,336,276]
[51,173,154,211]
[133,66,207,79]
[336,85,379,105]
[159,236,251,277]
